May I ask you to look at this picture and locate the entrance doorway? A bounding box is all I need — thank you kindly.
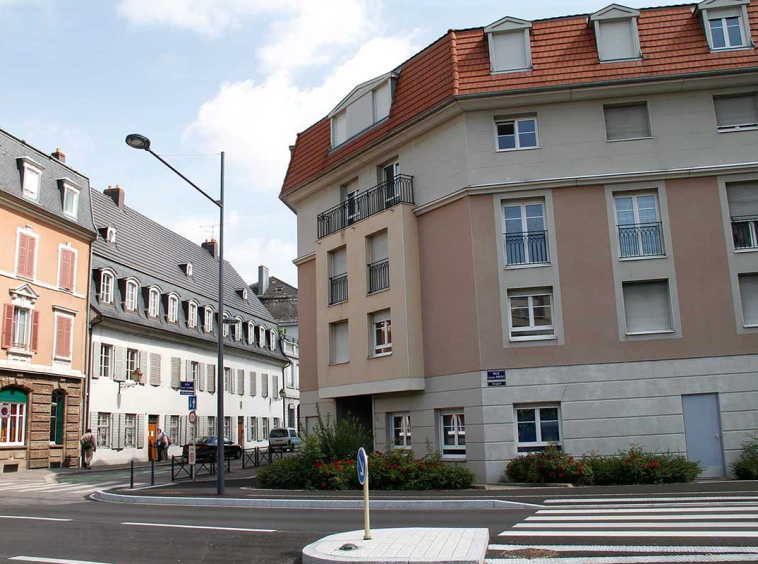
[238,416,244,447]
[148,415,158,461]
[682,393,724,478]
[336,395,373,444]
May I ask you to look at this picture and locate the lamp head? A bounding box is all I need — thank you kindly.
[125,134,151,151]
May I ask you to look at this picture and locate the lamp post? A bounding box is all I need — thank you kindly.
[280,387,287,426]
[125,134,227,496]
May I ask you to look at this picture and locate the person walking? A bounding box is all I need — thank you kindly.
[155,428,168,462]
[80,429,96,469]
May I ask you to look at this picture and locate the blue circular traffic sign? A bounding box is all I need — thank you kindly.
[357,447,368,485]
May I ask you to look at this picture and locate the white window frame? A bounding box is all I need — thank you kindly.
[15,227,39,281]
[52,311,74,361]
[126,348,140,380]
[438,410,466,459]
[242,288,248,300]
[495,117,539,152]
[190,361,200,383]
[56,244,78,292]
[707,13,747,50]
[19,157,43,202]
[125,279,139,312]
[148,287,160,318]
[62,183,80,219]
[185,263,193,277]
[613,192,663,260]
[97,412,111,449]
[372,317,392,357]
[507,290,556,341]
[188,301,198,329]
[100,270,115,304]
[247,322,255,345]
[204,307,213,333]
[269,329,277,351]
[124,413,137,448]
[515,404,562,453]
[0,400,26,446]
[390,413,411,449]
[168,415,180,445]
[100,343,113,379]
[106,227,116,243]
[11,306,31,350]
[167,294,179,323]
[235,318,242,341]
[259,325,266,347]
[502,201,548,267]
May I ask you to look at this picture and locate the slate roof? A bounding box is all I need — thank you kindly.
[90,188,286,363]
[252,276,298,325]
[0,128,96,234]
[280,2,758,197]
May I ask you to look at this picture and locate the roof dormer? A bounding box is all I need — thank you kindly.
[697,0,753,51]
[329,72,398,149]
[484,16,533,74]
[182,262,193,277]
[590,5,642,62]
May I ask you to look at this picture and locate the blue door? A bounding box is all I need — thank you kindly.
[682,394,724,478]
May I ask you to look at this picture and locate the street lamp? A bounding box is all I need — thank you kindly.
[280,387,287,426]
[125,134,227,496]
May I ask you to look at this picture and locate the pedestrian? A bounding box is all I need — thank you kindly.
[155,428,168,461]
[80,428,96,469]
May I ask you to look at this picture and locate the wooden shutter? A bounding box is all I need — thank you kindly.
[91,342,100,379]
[185,360,192,384]
[740,274,758,325]
[180,416,188,445]
[261,374,268,397]
[59,249,75,291]
[207,365,216,393]
[727,181,758,217]
[272,375,279,398]
[117,413,127,450]
[67,250,76,290]
[30,311,39,352]
[114,346,126,382]
[2,304,13,349]
[55,316,66,357]
[237,369,244,396]
[149,353,161,385]
[623,281,672,333]
[198,363,205,392]
[715,94,758,128]
[17,234,29,277]
[257,417,263,441]
[90,411,98,437]
[25,235,36,279]
[137,414,145,449]
[604,104,650,141]
[170,357,181,389]
[139,351,148,383]
[229,369,235,394]
[249,373,255,396]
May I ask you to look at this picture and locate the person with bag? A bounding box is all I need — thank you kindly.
[80,429,96,469]
[155,428,168,461]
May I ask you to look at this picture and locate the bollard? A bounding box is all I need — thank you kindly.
[151,460,155,486]
[130,459,134,489]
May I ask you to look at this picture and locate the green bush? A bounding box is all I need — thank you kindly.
[732,433,758,480]
[257,454,319,489]
[505,445,592,485]
[308,406,373,462]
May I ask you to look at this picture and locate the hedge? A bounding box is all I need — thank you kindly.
[732,433,758,480]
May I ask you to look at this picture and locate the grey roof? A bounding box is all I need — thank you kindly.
[0,128,96,234]
[252,276,298,324]
[90,188,286,363]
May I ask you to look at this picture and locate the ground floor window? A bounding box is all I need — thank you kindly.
[207,416,216,438]
[224,417,231,441]
[50,391,65,445]
[168,415,180,445]
[97,412,111,448]
[262,418,270,440]
[391,413,411,449]
[439,410,465,458]
[248,417,256,441]
[516,405,561,453]
[0,388,28,446]
[273,417,281,429]
[123,414,137,448]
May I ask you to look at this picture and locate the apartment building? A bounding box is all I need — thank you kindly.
[0,129,96,471]
[281,0,758,482]
[88,186,294,464]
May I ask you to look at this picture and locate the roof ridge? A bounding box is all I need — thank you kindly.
[449,29,460,96]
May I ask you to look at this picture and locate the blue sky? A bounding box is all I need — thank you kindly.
[0,0,685,286]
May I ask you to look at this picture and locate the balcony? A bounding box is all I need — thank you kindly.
[317,175,414,239]
[505,231,549,266]
[329,273,348,305]
[368,259,390,294]
[618,222,665,259]
[732,216,758,250]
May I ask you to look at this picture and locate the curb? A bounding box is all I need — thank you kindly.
[91,490,542,510]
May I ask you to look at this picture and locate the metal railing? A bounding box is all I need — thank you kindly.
[317,174,414,239]
[505,230,549,266]
[170,454,224,481]
[241,445,286,469]
[618,222,665,258]
[368,259,390,294]
[329,273,348,305]
[732,216,758,250]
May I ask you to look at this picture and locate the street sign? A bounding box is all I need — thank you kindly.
[357,447,371,541]
[0,404,10,418]
[188,445,196,466]
[357,447,368,485]
[188,395,197,410]
[487,370,506,387]
[180,381,195,395]
[188,410,197,425]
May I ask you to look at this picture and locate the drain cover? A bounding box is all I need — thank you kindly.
[339,543,359,551]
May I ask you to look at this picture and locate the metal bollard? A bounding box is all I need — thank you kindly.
[151,460,155,486]
[130,460,134,489]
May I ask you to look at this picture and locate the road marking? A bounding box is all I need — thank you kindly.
[485,555,758,563]
[539,506,758,514]
[9,557,112,564]
[488,545,758,554]
[544,496,758,504]
[514,521,758,528]
[498,531,758,537]
[121,522,276,533]
[0,516,72,522]
[527,514,758,521]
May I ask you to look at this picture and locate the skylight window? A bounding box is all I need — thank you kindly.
[330,73,397,148]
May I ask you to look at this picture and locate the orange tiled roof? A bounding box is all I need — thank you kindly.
[280,4,758,197]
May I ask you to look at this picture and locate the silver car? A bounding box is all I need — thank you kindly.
[268,427,301,451]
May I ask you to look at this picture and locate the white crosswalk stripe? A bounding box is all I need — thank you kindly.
[0,480,126,496]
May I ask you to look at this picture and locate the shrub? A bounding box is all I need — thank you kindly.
[732,433,758,480]
[309,406,373,462]
[505,445,592,485]
[257,454,319,489]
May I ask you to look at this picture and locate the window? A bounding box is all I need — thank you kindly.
[167,295,178,323]
[100,271,114,304]
[439,411,465,458]
[709,15,746,49]
[100,344,113,379]
[235,318,242,341]
[503,202,548,266]
[168,415,180,445]
[124,414,137,448]
[508,289,555,341]
[487,27,531,72]
[330,75,394,148]
[604,103,651,141]
[224,367,232,392]
[248,417,257,442]
[368,231,390,294]
[50,391,64,445]
[516,405,561,453]
[208,416,216,437]
[242,288,248,300]
[330,320,349,364]
[614,193,664,258]
[371,310,392,357]
[106,227,116,243]
[185,263,193,277]
[63,184,80,218]
[190,361,200,383]
[126,349,140,380]
[53,314,73,360]
[329,247,348,305]
[188,302,198,329]
[269,329,277,351]
[22,165,42,201]
[622,280,673,334]
[223,314,230,338]
[148,288,160,318]
[0,389,27,446]
[391,414,411,449]
[262,418,270,440]
[739,274,758,326]
[97,412,111,448]
[204,307,213,333]
[496,117,538,151]
[12,307,31,349]
[258,325,265,347]
[125,280,138,312]
[224,416,232,441]
[58,247,76,291]
[247,322,255,345]
[595,19,639,61]
[714,94,758,132]
[16,231,37,280]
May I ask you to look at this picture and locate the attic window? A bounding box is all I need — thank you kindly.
[106,227,116,243]
[242,288,248,300]
[699,0,752,51]
[184,263,193,277]
[18,157,44,202]
[484,17,532,73]
[330,73,396,148]
[590,5,641,62]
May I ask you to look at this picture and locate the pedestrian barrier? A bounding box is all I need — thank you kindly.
[170,454,231,482]
[241,446,286,469]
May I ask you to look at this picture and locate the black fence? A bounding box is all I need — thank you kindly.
[241,446,286,469]
[618,222,665,258]
[505,231,549,266]
[368,259,390,294]
[732,216,758,250]
[329,273,348,305]
[170,454,231,482]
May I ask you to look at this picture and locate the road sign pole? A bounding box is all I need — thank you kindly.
[363,461,371,541]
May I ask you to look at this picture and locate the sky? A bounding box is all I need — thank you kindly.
[0,0,687,287]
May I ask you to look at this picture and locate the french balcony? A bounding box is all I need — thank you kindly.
[618,222,665,259]
[317,175,414,239]
[505,230,549,266]
[329,273,348,306]
[732,216,758,250]
[367,259,390,294]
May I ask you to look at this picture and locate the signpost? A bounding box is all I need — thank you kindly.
[188,410,197,425]
[0,404,10,418]
[487,370,506,387]
[357,447,371,540]
[188,444,197,480]
[180,381,195,395]
[188,395,197,410]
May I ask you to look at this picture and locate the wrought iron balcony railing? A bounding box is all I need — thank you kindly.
[732,216,758,250]
[618,222,665,258]
[505,230,549,266]
[368,259,390,294]
[329,273,348,305]
[317,175,414,239]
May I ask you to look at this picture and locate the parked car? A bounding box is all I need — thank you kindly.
[268,427,301,452]
[183,436,242,461]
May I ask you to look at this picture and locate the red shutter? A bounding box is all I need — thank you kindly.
[65,317,72,358]
[30,311,39,352]
[60,249,75,291]
[67,251,76,291]
[25,236,36,279]
[17,234,28,277]
[1,305,13,349]
[55,316,72,358]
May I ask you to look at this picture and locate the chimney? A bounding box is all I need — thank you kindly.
[51,148,66,163]
[288,145,296,155]
[257,265,270,295]
[104,184,125,210]
[202,239,218,259]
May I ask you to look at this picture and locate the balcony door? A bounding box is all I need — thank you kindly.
[614,193,663,258]
[504,202,548,266]
[381,161,400,205]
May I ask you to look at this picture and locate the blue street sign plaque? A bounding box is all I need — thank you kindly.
[357,447,368,486]
[487,370,506,387]
[188,395,197,410]
[180,381,195,395]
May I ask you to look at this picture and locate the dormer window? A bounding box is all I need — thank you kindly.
[241,288,248,300]
[124,279,139,312]
[59,179,81,219]
[18,157,44,202]
[329,72,397,148]
[484,17,532,73]
[258,325,266,347]
[184,263,193,277]
[100,270,115,304]
[269,329,277,351]
[223,312,230,338]
[590,5,642,62]
[235,317,242,341]
[148,287,160,318]
[699,0,752,51]
[247,322,255,345]
[106,227,116,243]
[188,301,198,328]
[204,306,213,333]
[167,294,179,323]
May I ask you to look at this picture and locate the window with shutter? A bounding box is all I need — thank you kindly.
[622,280,673,334]
[170,357,181,389]
[714,94,758,131]
[739,273,758,326]
[54,314,73,359]
[58,248,76,291]
[2,305,13,350]
[727,182,758,250]
[16,232,37,279]
[330,321,349,364]
[604,103,651,141]
[490,29,530,72]
[596,19,639,61]
[237,369,244,396]
[249,373,255,396]
[261,374,268,398]
[149,353,161,385]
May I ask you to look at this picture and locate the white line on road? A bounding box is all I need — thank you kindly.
[498,531,758,537]
[539,507,758,514]
[9,557,112,564]
[485,555,758,563]
[515,521,758,528]
[527,514,758,521]
[545,496,758,504]
[0,516,72,522]
[488,545,758,554]
[121,522,276,533]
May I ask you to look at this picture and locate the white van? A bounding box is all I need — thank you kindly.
[268,427,301,451]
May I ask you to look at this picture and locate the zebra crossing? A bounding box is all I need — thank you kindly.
[487,494,758,563]
[0,478,127,498]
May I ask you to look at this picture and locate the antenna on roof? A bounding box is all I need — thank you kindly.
[200,223,230,241]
